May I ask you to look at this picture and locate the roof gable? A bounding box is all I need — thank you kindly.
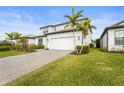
[100,20,124,39]
[112,20,124,26]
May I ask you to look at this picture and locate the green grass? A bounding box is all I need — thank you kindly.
[0,50,29,58]
[6,49,124,86]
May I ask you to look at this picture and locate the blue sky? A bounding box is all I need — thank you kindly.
[0,6,124,40]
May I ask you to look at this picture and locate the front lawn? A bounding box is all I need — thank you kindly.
[6,49,124,86]
[0,50,29,58]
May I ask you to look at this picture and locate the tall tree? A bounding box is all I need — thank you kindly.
[64,6,83,53]
[77,18,96,54]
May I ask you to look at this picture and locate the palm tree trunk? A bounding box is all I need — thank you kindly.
[79,46,83,54]
[72,28,78,54]
[79,34,85,54]
[11,40,14,49]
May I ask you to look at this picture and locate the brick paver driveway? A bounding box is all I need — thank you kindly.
[0,49,72,85]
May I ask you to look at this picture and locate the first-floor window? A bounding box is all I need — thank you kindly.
[115,31,124,45]
[38,38,43,45]
[78,36,80,40]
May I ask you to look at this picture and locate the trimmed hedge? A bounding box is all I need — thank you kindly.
[82,45,90,54]
[25,45,36,52]
[13,44,45,52]
[13,44,21,50]
[35,45,45,49]
[0,46,11,52]
[76,45,82,53]
[76,45,90,54]
[0,41,12,46]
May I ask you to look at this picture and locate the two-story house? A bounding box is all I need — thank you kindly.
[26,19,92,50]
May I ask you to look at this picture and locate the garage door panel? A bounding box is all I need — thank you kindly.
[50,36,74,50]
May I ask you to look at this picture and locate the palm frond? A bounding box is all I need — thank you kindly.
[64,24,71,29]
[64,14,72,20]
[90,25,96,29]
[71,6,75,16]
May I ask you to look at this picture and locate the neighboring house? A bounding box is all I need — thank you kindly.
[26,19,92,50]
[25,35,38,45]
[100,20,124,51]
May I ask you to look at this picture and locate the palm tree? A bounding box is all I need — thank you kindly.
[64,6,83,53]
[14,32,22,44]
[18,36,27,49]
[5,32,15,47]
[77,18,96,54]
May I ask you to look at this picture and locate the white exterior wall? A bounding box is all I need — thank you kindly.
[83,31,92,45]
[40,26,54,35]
[55,24,70,31]
[28,39,36,45]
[35,38,38,45]
[41,31,91,50]
[108,28,124,51]
[101,28,124,51]
[38,21,92,50]
[46,31,82,50]
[27,38,39,45]
[42,37,47,48]
[102,32,108,50]
[100,38,103,48]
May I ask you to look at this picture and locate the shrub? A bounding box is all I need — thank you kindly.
[82,45,90,54]
[0,46,11,52]
[35,45,45,49]
[76,45,82,53]
[75,45,90,54]
[100,48,107,52]
[90,43,94,48]
[13,44,21,50]
[45,48,49,50]
[0,41,12,46]
[26,44,36,52]
[95,39,100,48]
[39,45,44,49]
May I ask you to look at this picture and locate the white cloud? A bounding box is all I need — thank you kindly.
[0,10,42,40]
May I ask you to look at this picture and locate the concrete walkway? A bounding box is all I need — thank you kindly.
[0,49,72,85]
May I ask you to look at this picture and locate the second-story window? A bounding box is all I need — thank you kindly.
[43,29,48,35]
[54,27,56,31]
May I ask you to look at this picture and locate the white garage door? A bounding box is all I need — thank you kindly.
[50,36,75,50]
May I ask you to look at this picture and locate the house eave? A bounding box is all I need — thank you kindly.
[100,25,124,39]
[39,18,84,30]
[45,29,74,35]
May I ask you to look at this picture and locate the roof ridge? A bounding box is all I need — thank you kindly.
[40,18,85,29]
[111,20,124,26]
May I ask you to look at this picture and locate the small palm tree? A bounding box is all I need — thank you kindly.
[5,32,15,47]
[18,36,27,49]
[78,18,96,54]
[64,6,83,53]
[14,32,22,44]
